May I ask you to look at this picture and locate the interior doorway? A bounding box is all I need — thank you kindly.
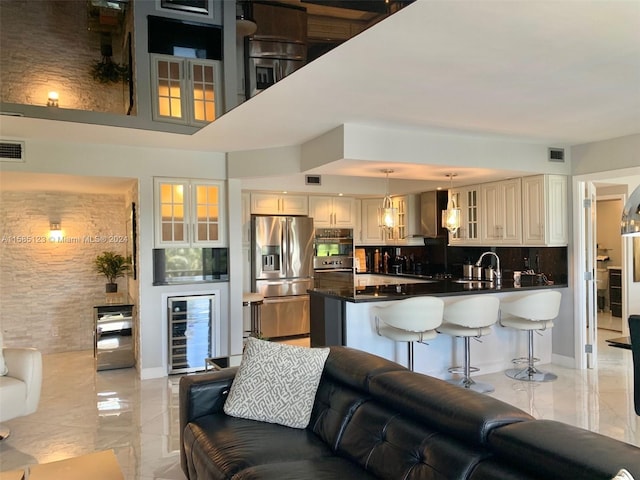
[595,194,625,333]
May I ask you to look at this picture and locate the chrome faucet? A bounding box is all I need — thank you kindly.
[475,251,501,285]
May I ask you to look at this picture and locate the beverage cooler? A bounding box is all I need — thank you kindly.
[168,294,216,374]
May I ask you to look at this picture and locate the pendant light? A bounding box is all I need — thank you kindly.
[442,173,461,234]
[621,183,640,236]
[378,169,398,231]
[236,1,257,37]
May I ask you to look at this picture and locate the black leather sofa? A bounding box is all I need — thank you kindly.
[630,315,640,416]
[180,346,640,480]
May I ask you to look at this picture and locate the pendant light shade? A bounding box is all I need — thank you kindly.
[442,173,461,234]
[378,169,398,230]
[621,184,640,236]
[236,1,257,37]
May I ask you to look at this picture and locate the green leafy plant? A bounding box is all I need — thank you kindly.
[94,251,131,284]
[91,57,129,84]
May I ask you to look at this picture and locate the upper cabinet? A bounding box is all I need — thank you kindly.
[522,175,568,246]
[448,186,482,245]
[481,178,522,245]
[388,194,423,246]
[358,198,385,245]
[250,193,308,216]
[150,54,222,127]
[154,178,226,248]
[309,196,356,228]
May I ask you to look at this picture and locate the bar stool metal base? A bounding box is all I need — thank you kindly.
[505,367,557,382]
[506,330,557,382]
[446,336,494,393]
[0,424,10,440]
[447,376,495,393]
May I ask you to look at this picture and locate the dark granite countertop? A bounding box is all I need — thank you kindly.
[310,272,566,303]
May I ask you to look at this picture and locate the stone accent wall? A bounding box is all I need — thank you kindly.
[0,191,130,353]
[0,0,127,112]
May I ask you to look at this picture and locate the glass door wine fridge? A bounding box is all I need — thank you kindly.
[168,294,215,374]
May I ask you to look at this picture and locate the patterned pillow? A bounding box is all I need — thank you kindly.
[223,337,330,429]
[612,469,635,480]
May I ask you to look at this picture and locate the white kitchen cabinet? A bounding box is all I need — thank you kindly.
[448,186,482,245]
[154,178,226,248]
[150,55,222,127]
[358,198,385,245]
[481,178,522,245]
[522,174,568,246]
[354,198,362,243]
[388,194,423,246]
[309,196,356,228]
[250,193,308,215]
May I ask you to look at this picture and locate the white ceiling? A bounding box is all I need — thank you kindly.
[1,0,639,189]
[206,0,640,152]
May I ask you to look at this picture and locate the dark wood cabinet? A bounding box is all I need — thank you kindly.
[252,3,307,43]
[609,268,622,318]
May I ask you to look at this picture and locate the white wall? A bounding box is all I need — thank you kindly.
[0,138,228,378]
[571,134,640,338]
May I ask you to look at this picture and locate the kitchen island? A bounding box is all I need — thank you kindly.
[310,272,569,379]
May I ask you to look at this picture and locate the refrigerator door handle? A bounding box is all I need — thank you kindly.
[281,218,288,275]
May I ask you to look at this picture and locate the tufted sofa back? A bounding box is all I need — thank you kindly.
[308,346,533,479]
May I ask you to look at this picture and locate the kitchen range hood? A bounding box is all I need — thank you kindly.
[420,190,449,238]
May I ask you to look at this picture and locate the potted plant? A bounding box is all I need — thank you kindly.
[91,57,129,84]
[95,251,131,293]
[91,45,128,84]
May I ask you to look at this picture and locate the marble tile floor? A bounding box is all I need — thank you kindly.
[0,329,637,479]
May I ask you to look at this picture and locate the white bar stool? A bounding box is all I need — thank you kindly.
[499,290,562,382]
[372,296,444,371]
[243,292,264,339]
[437,295,500,393]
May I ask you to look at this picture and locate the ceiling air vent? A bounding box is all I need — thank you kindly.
[0,140,25,162]
[305,175,322,186]
[548,147,565,163]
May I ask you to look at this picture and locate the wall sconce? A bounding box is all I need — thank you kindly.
[49,221,62,241]
[442,173,461,234]
[378,169,398,231]
[621,184,640,236]
[47,91,59,107]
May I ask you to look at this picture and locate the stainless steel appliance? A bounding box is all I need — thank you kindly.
[252,216,314,338]
[168,294,216,374]
[313,228,354,272]
[313,228,355,291]
[245,2,307,98]
[246,39,306,98]
[420,190,449,238]
[94,303,134,371]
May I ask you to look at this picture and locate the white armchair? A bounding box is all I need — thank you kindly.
[0,347,43,439]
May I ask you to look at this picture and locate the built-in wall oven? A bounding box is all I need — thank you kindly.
[313,228,355,290]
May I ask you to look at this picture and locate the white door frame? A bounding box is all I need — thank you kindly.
[573,168,638,370]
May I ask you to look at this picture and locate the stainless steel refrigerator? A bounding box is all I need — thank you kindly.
[251,216,314,338]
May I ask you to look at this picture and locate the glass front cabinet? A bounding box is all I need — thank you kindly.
[448,186,482,245]
[154,178,226,248]
[151,54,222,127]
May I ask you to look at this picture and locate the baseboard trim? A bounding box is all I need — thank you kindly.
[140,366,167,380]
[552,353,576,369]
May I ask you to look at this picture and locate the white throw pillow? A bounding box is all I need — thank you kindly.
[0,330,8,376]
[223,337,329,429]
[612,469,635,480]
